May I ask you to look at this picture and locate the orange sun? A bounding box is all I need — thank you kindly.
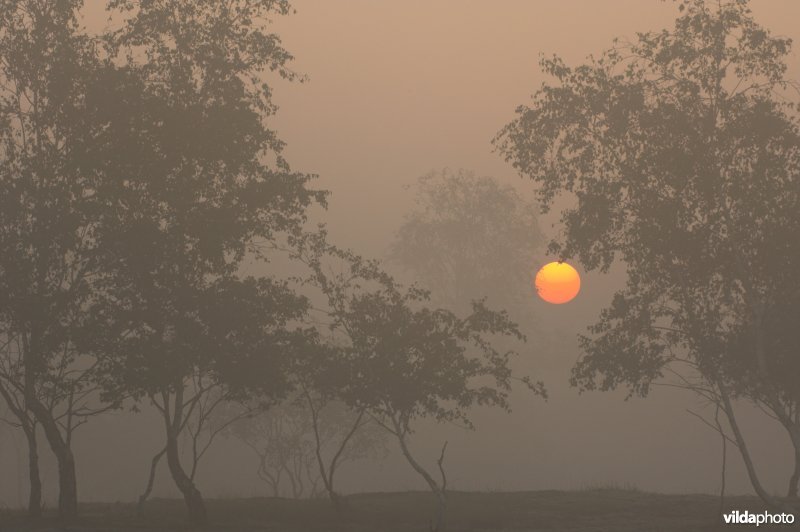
[535,261,581,304]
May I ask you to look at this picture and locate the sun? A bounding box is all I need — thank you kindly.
[535,261,581,304]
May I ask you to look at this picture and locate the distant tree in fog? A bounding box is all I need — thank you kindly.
[390,169,543,314]
[226,400,323,499]
[293,231,544,531]
[223,398,386,500]
[294,344,390,510]
[496,0,800,511]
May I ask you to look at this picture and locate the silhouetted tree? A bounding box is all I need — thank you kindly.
[223,397,386,500]
[1,1,318,521]
[391,169,543,314]
[0,1,126,519]
[70,0,323,525]
[294,231,543,531]
[496,0,800,510]
[225,400,320,499]
[294,349,389,510]
[133,382,261,517]
[86,277,310,525]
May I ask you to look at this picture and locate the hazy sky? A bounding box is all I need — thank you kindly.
[226,0,800,497]
[2,1,799,507]
[264,0,799,497]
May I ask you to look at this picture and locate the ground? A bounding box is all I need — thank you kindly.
[0,489,791,531]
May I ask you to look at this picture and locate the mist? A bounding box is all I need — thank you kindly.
[2,1,799,530]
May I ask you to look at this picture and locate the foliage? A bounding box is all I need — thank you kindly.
[297,231,540,428]
[495,0,800,506]
[79,0,325,523]
[0,0,123,518]
[0,0,324,524]
[391,169,543,312]
[292,230,543,529]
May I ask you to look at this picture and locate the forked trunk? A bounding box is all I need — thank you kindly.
[165,433,207,525]
[23,334,77,520]
[29,400,78,520]
[138,446,167,516]
[328,490,347,514]
[718,384,794,512]
[306,393,364,515]
[393,424,447,532]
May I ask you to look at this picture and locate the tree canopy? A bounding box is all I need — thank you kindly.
[391,169,543,313]
[495,0,800,508]
[292,231,543,530]
[0,0,324,523]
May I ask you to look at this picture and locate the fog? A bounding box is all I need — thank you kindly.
[2,0,799,514]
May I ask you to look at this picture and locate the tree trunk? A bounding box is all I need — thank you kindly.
[305,392,363,514]
[56,447,78,520]
[0,381,42,518]
[256,452,281,497]
[138,446,166,516]
[22,331,78,520]
[24,426,42,518]
[789,452,799,499]
[393,424,447,532]
[165,433,207,525]
[306,392,343,512]
[22,327,78,522]
[746,306,800,507]
[28,400,78,520]
[788,435,800,499]
[718,384,788,512]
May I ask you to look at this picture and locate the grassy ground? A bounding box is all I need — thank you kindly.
[0,489,791,532]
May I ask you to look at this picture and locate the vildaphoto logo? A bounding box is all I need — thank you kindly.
[723,510,795,526]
